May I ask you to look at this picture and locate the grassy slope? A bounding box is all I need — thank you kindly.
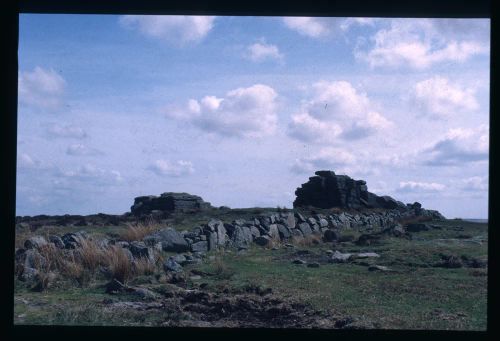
[13,217,488,330]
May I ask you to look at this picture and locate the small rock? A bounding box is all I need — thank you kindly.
[190,275,202,281]
[255,235,271,246]
[292,259,307,265]
[48,235,65,249]
[368,265,391,272]
[329,251,352,263]
[105,279,127,294]
[24,236,48,250]
[163,257,183,273]
[355,252,380,259]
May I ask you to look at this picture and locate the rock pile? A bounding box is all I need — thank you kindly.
[293,171,446,220]
[131,192,212,216]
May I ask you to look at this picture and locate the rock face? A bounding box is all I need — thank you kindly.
[131,192,212,216]
[294,170,406,210]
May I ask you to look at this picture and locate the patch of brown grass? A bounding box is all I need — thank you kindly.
[120,219,163,242]
[102,245,133,283]
[133,256,157,276]
[75,239,105,272]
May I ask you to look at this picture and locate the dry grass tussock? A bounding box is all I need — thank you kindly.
[120,219,163,242]
[21,238,142,285]
[212,249,234,279]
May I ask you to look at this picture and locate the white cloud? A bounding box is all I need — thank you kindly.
[356,19,489,69]
[47,124,88,139]
[291,147,356,174]
[287,113,342,143]
[459,176,488,192]
[18,67,66,109]
[166,84,279,138]
[59,164,123,183]
[398,181,446,192]
[340,17,378,31]
[119,15,215,45]
[422,125,489,166]
[66,144,102,156]
[412,76,479,118]
[246,42,283,62]
[148,159,194,177]
[287,81,392,142]
[283,17,346,38]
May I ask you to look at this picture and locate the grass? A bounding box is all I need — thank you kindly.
[120,219,164,242]
[13,215,487,330]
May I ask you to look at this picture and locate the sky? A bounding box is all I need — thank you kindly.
[16,15,490,218]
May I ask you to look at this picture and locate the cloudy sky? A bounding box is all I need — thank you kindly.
[17,15,490,218]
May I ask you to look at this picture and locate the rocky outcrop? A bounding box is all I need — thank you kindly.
[131,192,212,216]
[294,170,411,211]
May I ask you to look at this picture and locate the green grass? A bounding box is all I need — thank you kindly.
[13,217,488,330]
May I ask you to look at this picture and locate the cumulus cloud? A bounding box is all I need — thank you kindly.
[291,147,356,174]
[47,124,88,139]
[412,76,479,118]
[246,42,283,62]
[59,164,123,183]
[287,81,392,142]
[340,17,378,31]
[166,84,279,138]
[18,67,66,109]
[459,176,488,192]
[119,15,215,45]
[397,181,446,193]
[356,19,489,69]
[66,144,103,156]
[283,17,351,38]
[148,159,194,177]
[288,113,342,143]
[422,125,489,166]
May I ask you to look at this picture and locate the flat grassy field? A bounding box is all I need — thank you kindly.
[13,217,487,330]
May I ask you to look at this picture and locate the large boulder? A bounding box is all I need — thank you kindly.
[293,171,369,209]
[292,171,442,216]
[143,228,189,253]
[230,225,253,249]
[131,192,212,216]
[129,241,155,262]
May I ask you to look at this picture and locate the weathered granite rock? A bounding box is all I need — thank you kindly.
[24,236,48,250]
[163,257,183,272]
[297,222,313,237]
[131,192,212,216]
[293,170,436,214]
[129,241,154,262]
[323,229,340,242]
[230,225,253,249]
[255,235,271,246]
[329,251,352,263]
[293,171,369,209]
[191,241,208,253]
[277,224,292,239]
[143,228,189,253]
[48,235,65,249]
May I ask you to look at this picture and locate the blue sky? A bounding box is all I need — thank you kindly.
[17,15,490,218]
